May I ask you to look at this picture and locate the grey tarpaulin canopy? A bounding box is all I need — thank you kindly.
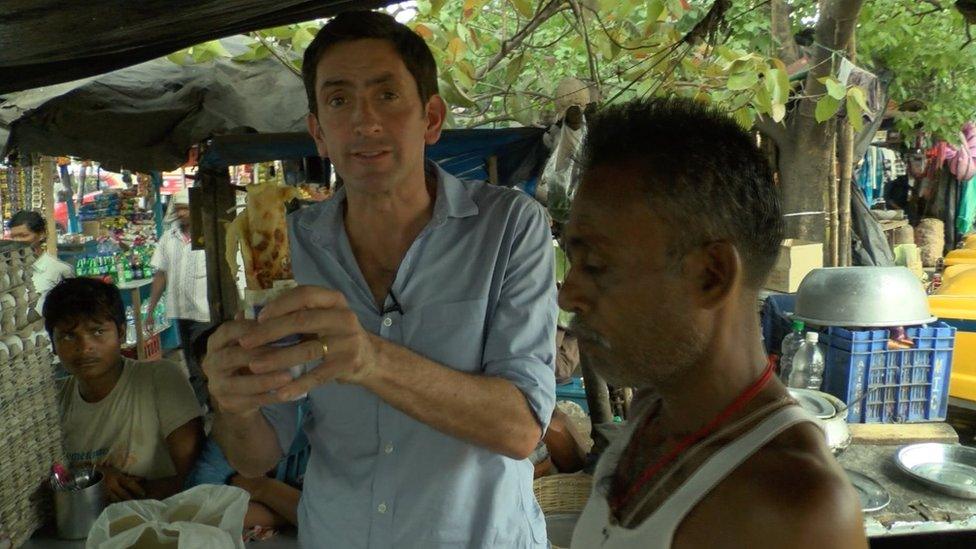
[1,48,312,172]
[0,0,393,95]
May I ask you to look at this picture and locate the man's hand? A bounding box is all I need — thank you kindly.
[97,465,146,502]
[203,319,297,417]
[238,286,382,401]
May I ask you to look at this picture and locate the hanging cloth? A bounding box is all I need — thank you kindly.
[958,176,976,237]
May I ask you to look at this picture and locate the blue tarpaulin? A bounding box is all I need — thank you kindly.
[199,128,548,188]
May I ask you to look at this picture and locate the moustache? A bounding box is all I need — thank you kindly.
[569,318,612,350]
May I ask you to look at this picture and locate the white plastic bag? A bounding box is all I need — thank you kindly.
[85,485,249,549]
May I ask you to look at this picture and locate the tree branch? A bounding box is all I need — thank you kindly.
[254,34,302,79]
[475,0,569,80]
[567,0,601,88]
[466,115,524,128]
[769,0,801,65]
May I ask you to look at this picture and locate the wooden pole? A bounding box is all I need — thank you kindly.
[839,120,854,266]
[199,167,239,323]
[828,132,840,266]
[839,35,857,267]
[487,155,499,185]
[41,157,57,256]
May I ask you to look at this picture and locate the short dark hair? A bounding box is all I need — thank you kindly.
[302,10,439,114]
[43,278,125,340]
[581,97,784,288]
[9,210,45,233]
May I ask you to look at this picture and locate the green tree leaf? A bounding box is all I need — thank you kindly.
[821,77,846,100]
[727,70,759,91]
[846,93,865,132]
[847,86,870,113]
[646,0,665,21]
[292,28,315,51]
[509,0,534,18]
[771,103,786,123]
[734,107,756,130]
[431,0,448,16]
[816,95,841,123]
[167,50,191,65]
[505,53,526,86]
[191,41,231,63]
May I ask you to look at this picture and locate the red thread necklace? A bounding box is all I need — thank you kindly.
[610,360,777,514]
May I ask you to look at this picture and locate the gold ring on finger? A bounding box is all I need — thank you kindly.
[319,338,329,358]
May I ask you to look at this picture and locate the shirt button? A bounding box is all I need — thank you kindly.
[383,317,393,327]
[385,443,394,454]
[377,503,387,514]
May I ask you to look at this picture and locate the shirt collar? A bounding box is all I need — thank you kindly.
[302,160,479,247]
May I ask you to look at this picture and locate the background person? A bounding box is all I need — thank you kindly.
[46,277,204,502]
[185,326,308,530]
[8,210,73,313]
[147,189,211,408]
[560,98,866,549]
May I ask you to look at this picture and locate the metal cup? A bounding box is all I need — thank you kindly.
[54,469,107,540]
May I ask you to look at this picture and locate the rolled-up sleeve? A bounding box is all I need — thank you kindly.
[261,399,303,457]
[482,199,558,433]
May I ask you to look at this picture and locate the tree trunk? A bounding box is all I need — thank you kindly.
[770,0,801,64]
[770,0,865,245]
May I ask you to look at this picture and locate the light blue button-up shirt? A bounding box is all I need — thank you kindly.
[261,162,557,548]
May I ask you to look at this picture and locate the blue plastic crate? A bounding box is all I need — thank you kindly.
[555,377,589,414]
[821,323,955,423]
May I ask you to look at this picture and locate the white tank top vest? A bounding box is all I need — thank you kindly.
[571,404,821,549]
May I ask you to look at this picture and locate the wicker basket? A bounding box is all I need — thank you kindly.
[0,244,65,548]
[533,473,593,548]
[533,473,593,515]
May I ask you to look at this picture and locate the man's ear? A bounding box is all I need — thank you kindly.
[424,95,448,146]
[117,324,126,342]
[683,241,740,309]
[306,113,329,158]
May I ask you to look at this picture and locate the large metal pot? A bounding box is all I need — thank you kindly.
[789,388,852,455]
[794,267,935,327]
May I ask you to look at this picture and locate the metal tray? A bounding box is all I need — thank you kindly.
[789,388,837,419]
[895,443,976,499]
[844,469,890,512]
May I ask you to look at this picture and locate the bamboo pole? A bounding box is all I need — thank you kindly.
[839,120,854,266]
[839,36,857,267]
[41,157,57,256]
[828,132,839,266]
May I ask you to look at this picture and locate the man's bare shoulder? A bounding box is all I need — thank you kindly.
[676,423,867,549]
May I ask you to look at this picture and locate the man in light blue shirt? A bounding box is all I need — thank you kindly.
[202,10,557,548]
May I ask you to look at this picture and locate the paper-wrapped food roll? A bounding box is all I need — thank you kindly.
[226,182,300,291]
[225,182,308,397]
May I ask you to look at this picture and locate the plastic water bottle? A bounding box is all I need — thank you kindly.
[125,306,136,345]
[788,332,826,390]
[779,320,806,383]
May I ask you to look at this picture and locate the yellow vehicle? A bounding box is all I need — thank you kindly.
[929,267,976,404]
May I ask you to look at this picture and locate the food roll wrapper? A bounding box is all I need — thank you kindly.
[242,280,316,400]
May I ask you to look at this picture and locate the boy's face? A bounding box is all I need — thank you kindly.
[53,317,124,380]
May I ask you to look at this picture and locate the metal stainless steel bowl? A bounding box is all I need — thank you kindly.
[794,267,936,327]
[789,389,852,455]
[895,443,976,499]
